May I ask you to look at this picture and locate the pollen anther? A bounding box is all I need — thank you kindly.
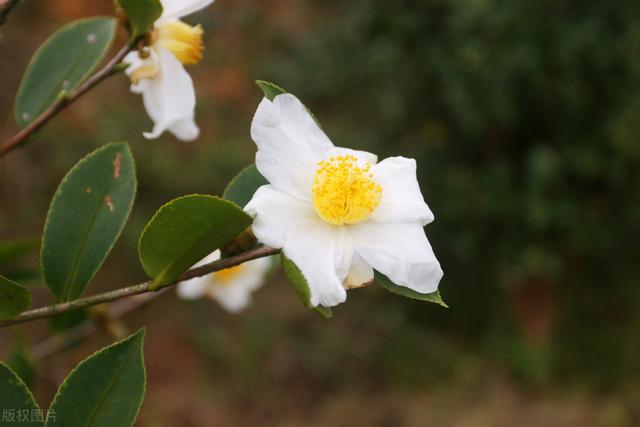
[213,265,245,286]
[312,155,382,225]
[129,64,158,85]
[156,21,204,65]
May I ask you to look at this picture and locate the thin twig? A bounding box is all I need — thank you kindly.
[0,246,280,328]
[0,44,133,158]
[0,0,19,25]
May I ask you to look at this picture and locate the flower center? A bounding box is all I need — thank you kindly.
[312,155,382,225]
[212,264,245,286]
[129,64,158,85]
[156,21,204,65]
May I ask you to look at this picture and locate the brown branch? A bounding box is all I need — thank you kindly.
[0,0,19,25]
[0,246,280,328]
[0,44,133,158]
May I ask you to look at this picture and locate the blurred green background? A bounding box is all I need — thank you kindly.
[1,0,640,425]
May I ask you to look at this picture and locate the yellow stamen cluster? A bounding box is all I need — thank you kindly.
[312,155,382,225]
[129,64,158,85]
[213,265,245,286]
[156,21,204,65]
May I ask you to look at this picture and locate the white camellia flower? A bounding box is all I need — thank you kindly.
[123,0,214,141]
[177,250,272,313]
[245,93,443,308]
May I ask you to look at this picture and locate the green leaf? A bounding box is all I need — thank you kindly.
[280,254,332,318]
[3,270,41,287]
[8,347,37,391]
[139,195,252,288]
[0,362,42,426]
[0,275,31,321]
[223,164,268,208]
[47,329,146,427]
[42,142,137,302]
[0,238,41,285]
[0,238,39,268]
[375,272,448,307]
[256,80,287,101]
[15,17,117,127]
[118,0,163,41]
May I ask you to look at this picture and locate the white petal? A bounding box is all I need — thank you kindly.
[123,50,147,73]
[209,284,252,313]
[208,256,271,312]
[123,50,152,94]
[168,115,199,141]
[237,256,272,290]
[251,94,333,200]
[221,256,271,292]
[176,276,209,299]
[159,0,214,21]
[349,221,442,294]
[198,250,222,266]
[245,184,316,248]
[344,252,373,289]
[283,218,352,307]
[139,47,198,141]
[175,251,220,299]
[130,81,147,95]
[370,157,434,225]
[331,146,378,164]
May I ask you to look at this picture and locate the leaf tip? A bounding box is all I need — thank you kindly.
[255,80,287,101]
[436,295,449,309]
[132,327,147,341]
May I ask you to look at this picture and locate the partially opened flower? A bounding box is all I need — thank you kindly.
[245,93,443,308]
[123,0,214,141]
[177,250,272,313]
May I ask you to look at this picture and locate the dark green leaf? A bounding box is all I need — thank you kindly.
[139,195,252,288]
[0,238,41,286]
[0,362,42,426]
[280,254,332,318]
[255,80,287,101]
[15,17,116,127]
[47,329,146,427]
[0,238,39,268]
[118,0,163,40]
[8,347,37,392]
[375,272,447,307]
[3,270,41,286]
[0,275,31,321]
[223,164,268,208]
[42,142,137,302]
